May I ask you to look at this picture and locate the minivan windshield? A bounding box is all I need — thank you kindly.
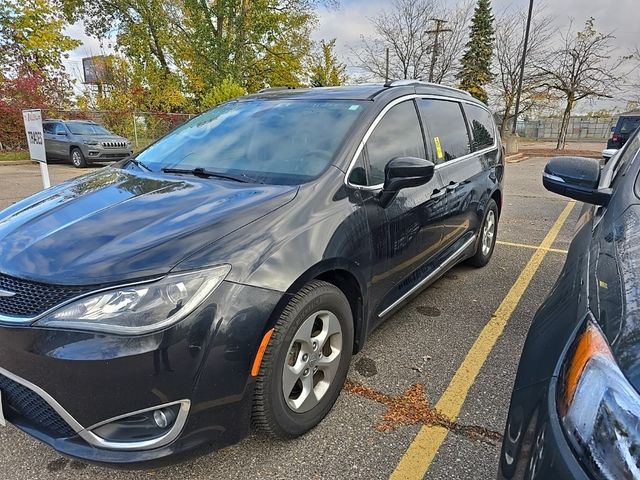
[67,123,112,135]
[135,99,367,184]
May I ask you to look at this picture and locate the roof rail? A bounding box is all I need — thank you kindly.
[385,79,471,97]
[257,86,297,93]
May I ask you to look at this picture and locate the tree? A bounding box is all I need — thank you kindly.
[456,0,495,103]
[0,0,79,88]
[352,0,437,81]
[0,0,79,149]
[351,0,471,83]
[308,39,348,87]
[492,5,554,136]
[537,18,625,149]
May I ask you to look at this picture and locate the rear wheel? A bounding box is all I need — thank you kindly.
[70,147,87,168]
[467,199,499,267]
[252,280,353,438]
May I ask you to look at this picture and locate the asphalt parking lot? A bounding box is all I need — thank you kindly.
[0,157,580,479]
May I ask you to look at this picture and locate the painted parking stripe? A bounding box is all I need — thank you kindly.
[497,240,568,254]
[390,200,576,480]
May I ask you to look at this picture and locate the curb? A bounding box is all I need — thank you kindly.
[0,160,35,166]
[505,153,528,163]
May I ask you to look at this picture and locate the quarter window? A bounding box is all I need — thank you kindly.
[418,99,471,163]
[364,100,426,186]
[465,104,496,151]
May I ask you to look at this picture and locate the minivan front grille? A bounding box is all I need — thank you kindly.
[0,273,93,318]
[0,373,76,437]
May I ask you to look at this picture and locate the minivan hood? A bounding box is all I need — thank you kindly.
[0,167,297,285]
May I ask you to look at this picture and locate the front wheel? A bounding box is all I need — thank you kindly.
[70,147,87,168]
[467,198,499,267]
[252,280,353,438]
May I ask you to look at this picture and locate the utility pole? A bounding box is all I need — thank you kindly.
[426,19,451,83]
[511,0,534,135]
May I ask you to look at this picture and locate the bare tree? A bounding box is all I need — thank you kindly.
[350,0,470,83]
[351,0,436,81]
[537,18,624,149]
[491,6,554,136]
[430,1,473,84]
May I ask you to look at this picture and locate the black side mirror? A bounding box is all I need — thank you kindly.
[543,156,611,206]
[56,131,67,136]
[379,156,435,207]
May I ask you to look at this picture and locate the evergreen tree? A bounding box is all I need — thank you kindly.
[308,39,348,87]
[456,0,495,103]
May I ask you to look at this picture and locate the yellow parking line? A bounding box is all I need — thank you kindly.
[390,201,576,480]
[497,240,568,254]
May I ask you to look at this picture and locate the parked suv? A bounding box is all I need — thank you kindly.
[606,110,640,149]
[0,82,503,467]
[42,119,133,168]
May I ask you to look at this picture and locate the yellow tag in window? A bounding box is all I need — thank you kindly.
[434,136,444,160]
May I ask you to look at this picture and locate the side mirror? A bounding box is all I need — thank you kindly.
[602,149,618,163]
[543,156,611,206]
[56,131,67,136]
[379,157,435,207]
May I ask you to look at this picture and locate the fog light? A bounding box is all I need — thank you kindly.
[153,408,176,429]
[91,403,182,443]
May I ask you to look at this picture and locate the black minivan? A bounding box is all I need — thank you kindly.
[0,81,503,467]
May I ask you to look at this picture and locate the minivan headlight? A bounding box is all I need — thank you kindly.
[558,319,640,480]
[35,265,230,335]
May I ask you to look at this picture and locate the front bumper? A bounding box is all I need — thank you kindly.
[84,147,133,162]
[498,378,589,480]
[0,280,283,467]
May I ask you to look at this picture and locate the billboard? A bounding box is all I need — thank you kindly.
[82,55,110,84]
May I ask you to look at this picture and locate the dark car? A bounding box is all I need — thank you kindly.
[43,119,133,168]
[606,111,640,150]
[499,127,640,478]
[0,81,503,467]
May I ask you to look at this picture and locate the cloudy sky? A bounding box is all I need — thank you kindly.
[64,0,639,111]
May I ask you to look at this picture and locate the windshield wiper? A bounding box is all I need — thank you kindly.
[128,158,151,171]
[161,167,256,183]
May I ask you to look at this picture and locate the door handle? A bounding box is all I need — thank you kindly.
[446,182,459,191]
[431,188,446,199]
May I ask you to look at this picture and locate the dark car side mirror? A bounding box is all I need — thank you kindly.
[542,156,611,206]
[56,131,67,136]
[378,157,435,207]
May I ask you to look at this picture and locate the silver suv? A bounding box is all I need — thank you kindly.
[42,119,133,168]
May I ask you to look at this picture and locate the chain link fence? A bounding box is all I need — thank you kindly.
[42,109,196,151]
[515,116,616,141]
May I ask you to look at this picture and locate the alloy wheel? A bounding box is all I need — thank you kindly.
[481,210,496,256]
[282,310,343,413]
[72,150,82,167]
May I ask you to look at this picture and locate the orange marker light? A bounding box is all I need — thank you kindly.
[564,324,613,412]
[251,329,274,377]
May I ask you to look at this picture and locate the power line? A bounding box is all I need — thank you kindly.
[426,18,452,83]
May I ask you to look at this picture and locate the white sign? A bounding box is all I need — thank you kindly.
[22,109,46,163]
[22,109,50,188]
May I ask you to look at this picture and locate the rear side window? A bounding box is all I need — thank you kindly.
[43,123,54,134]
[364,100,426,185]
[418,99,470,163]
[464,104,496,151]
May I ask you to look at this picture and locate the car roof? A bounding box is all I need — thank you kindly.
[242,81,478,105]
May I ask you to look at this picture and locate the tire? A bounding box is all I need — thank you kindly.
[467,198,499,267]
[70,147,87,168]
[252,280,353,438]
